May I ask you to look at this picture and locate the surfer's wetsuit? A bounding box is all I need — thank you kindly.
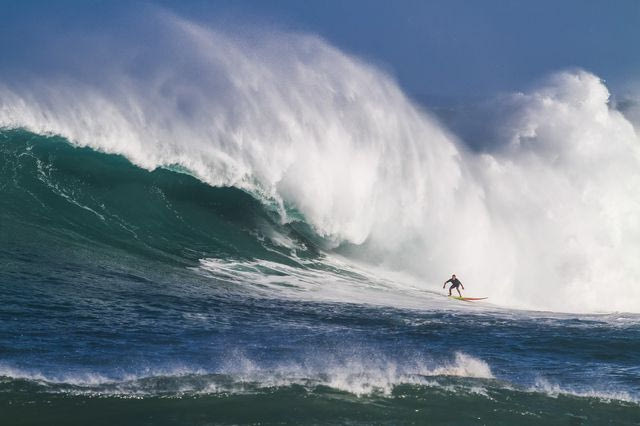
[443,276,464,296]
[445,277,462,289]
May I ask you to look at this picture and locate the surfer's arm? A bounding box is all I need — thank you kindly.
[443,279,451,288]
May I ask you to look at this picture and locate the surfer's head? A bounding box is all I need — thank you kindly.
[452,274,456,278]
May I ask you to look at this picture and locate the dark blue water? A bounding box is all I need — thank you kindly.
[1,131,639,425]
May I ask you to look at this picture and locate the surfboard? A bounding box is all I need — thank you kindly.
[449,296,488,301]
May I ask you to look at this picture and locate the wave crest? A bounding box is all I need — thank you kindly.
[1,8,640,313]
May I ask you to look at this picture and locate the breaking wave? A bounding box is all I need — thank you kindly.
[1,8,640,313]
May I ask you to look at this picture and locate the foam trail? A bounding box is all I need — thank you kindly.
[1,8,640,313]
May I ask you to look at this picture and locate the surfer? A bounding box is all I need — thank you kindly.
[443,274,464,297]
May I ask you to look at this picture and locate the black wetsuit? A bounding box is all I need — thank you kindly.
[445,277,462,289]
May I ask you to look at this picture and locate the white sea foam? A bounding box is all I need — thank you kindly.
[4,358,638,405]
[0,352,493,397]
[0,364,112,386]
[215,350,495,396]
[1,8,639,313]
[531,378,639,404]
[195,255,455,310]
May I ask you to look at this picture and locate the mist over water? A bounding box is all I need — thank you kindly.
[1,8,639,313]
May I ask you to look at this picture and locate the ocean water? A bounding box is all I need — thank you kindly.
[2,8,640,424]
[1,130,639,425]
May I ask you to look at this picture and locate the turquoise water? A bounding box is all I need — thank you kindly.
[1,130,639,425]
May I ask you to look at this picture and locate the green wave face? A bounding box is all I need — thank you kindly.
[0,129,319,270]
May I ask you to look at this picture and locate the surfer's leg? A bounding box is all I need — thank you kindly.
[456,287,462,297]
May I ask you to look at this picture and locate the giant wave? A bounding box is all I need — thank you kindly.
[1,8,640,313]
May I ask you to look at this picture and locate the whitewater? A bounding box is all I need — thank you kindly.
[1,6,640,425]
[2,10,639,313]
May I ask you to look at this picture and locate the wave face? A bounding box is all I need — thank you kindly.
[1,9,640,313]
[0,129,318,267]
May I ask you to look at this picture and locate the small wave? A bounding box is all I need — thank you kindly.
[0,365,113,387]
[215,351,494,397]
[0,352,492,398]
[3,355,638,413]
[530,378,639,405]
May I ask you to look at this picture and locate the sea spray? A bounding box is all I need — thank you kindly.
[1,9,640,312]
